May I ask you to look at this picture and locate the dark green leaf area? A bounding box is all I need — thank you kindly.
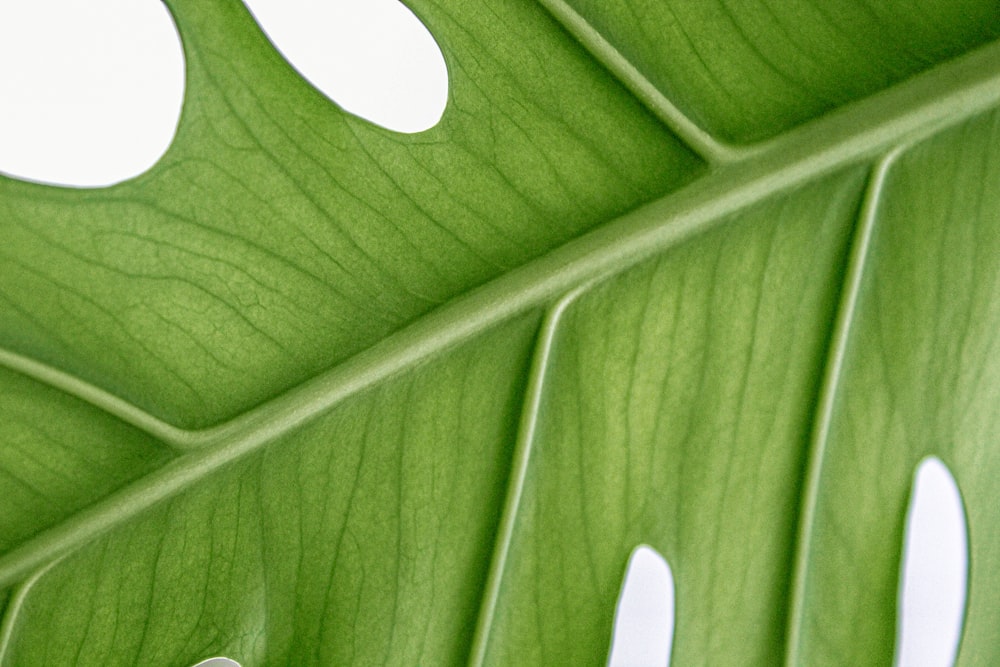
[0,367,172,554]
[564,0,1000,142]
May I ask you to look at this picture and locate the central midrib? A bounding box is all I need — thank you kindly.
[0,38,998,595]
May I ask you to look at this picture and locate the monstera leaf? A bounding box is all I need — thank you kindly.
[2,1,1000,664]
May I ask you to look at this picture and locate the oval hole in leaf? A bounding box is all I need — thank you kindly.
[241,0,448,134]
[190,658,241,667]
[0,0,184,187]
[607,544,675,667]
[895,456,969,667]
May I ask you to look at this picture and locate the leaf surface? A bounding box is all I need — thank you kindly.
[2,1,1000,665]
[551,0,1000,143]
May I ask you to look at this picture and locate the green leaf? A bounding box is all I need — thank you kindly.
[553,0,1000,143]
[1,1,1000,664]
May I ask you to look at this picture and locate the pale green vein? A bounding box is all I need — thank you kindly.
[0,560,61,664]
[467,286,586,667]
[0,40,998,589]
[0,348,193,450]
[783,147,904,666]
[536,0,748,165]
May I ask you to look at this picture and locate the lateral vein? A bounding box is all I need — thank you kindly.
[783,147,903,666]
[466,287,584,667]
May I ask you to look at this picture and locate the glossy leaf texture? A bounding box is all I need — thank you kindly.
[2,0,1000,665]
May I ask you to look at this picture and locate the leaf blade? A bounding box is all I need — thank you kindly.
[2,5,1000,665]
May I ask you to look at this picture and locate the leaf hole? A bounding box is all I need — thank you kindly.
[0,0,185,187]
[895,456,969,667]
[190,658,241,667]
[241,0,448,134]
[607,544,675,667]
